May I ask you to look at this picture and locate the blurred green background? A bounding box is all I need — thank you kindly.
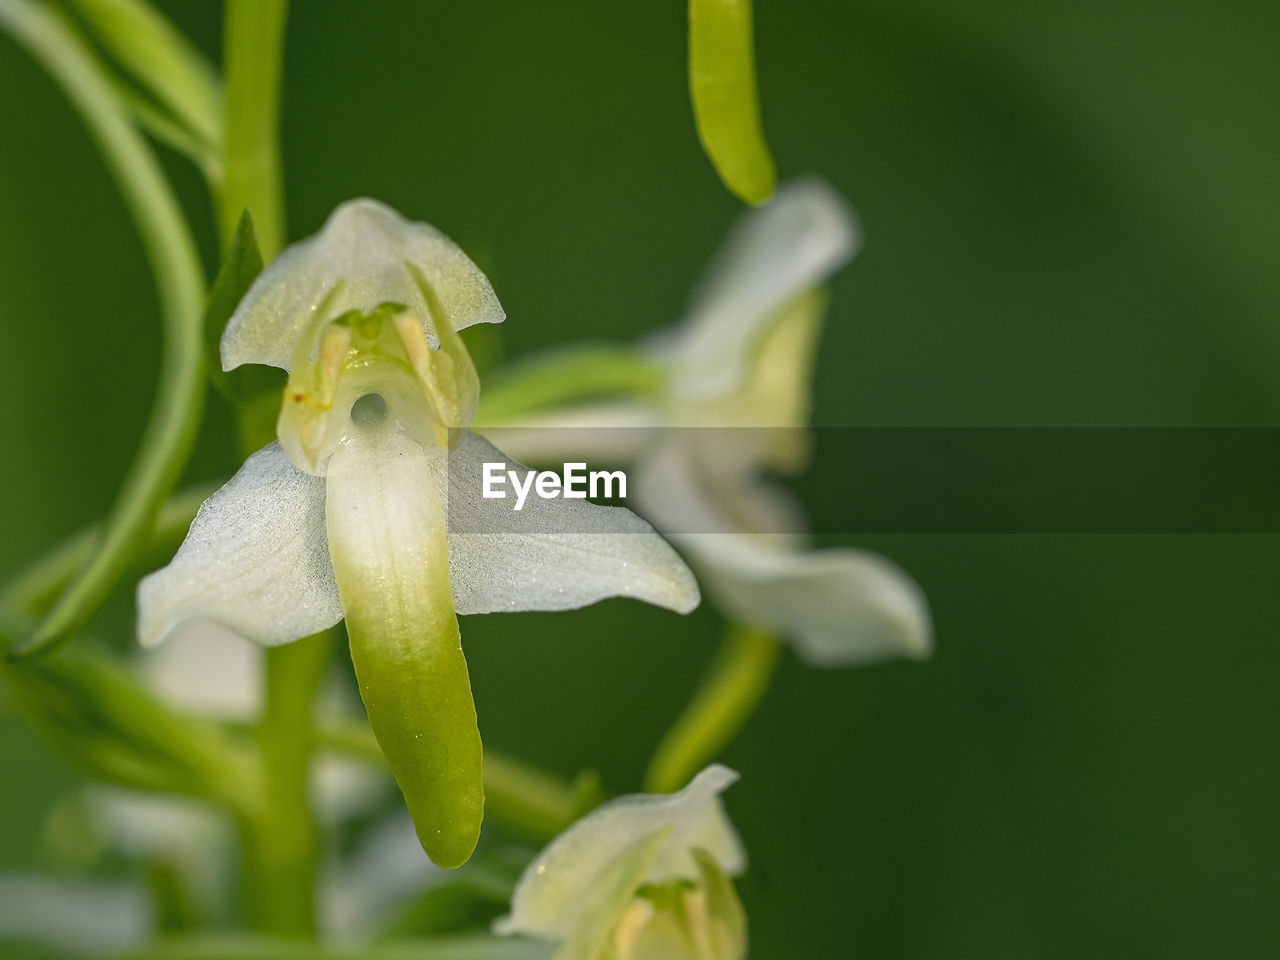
[3,0,1280,956]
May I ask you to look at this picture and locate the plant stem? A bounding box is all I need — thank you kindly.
[0,483,216,620]
[220,0,316,933]
[220,0,288,257]
[0,0,207,659]
[474,345,665,426]
[240,632,331,937]
[644,625,780,793]
[315,718,590,842]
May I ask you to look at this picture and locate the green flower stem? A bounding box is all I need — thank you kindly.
[220,0,316,932]
[67,0,223,154]
[239,631,331,938]
[315,718,589,842]
[0,0,208,660]
[688,0,777,204]
[645,625,780,794]
[0,483,216,621]
[474,345,665,427]
[220,0,288,257]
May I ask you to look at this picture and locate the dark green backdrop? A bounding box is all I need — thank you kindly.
[2,1,1278,956]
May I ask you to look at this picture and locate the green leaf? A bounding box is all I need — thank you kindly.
[204,210,285,453]
[0,644,258,810]
[688,0,777,205]
[67,0,222,151]
[204,208,263,363]
[0,0,207,660]
[109,74,220,173]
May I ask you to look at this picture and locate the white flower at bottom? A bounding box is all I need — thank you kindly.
[496,765,747,960]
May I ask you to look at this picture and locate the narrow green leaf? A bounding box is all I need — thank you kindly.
[0,0,207,660]
[0,644,258,811]
[68,0,222,150]
[205,209,263,362]
[688,0,777,204]
[0,483,215,621]
[110,74,220,174]
[203,210,285,442]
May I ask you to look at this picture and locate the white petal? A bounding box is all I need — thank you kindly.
[222,198,504,371]
[657,178,857,399]
[136,443,343,649]
[681,534,933,666]
[635,439,931,666]
[496,765,744,940]
[436,433,699,615]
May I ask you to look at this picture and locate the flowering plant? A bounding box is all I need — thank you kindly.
[0,1,929,956]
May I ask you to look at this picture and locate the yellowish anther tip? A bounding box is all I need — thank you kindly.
[614,899,655,960]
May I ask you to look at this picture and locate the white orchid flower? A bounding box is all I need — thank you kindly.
[495,765,747,960]
[486,180,931,667]
[136,199,699,868]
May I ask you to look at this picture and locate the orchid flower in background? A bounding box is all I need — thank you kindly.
[484,179,931,669]
[136,199,700,868]
[496,765,747,960]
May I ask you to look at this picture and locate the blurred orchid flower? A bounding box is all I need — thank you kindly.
[137,199,699,868]
[0,873,151,957]
[140,621,387,825]
[487,180,931,667]
[495,765,747,960]
[32,625,386,929]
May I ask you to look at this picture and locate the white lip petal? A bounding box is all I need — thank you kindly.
[683,533,933,666]
[496,765,744,940]
[660,178,858,400]
[136,442,344,649]
[438,433,700,616]
[221,197,505,372]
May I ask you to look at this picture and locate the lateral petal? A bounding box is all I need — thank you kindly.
[136,443,343,649]
[437,433,699,616]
